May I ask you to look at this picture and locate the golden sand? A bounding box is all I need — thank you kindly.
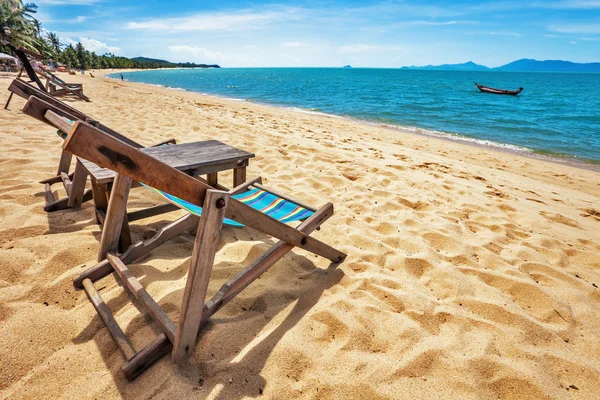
[0,70,599,399]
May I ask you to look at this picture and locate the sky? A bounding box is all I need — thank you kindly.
[34,0,600,68]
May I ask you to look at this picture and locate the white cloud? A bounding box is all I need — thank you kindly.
[549,23,600,34]
[75,16,87,23]
[126,8,303,32]
[488,31,522,37]
[64,37,122,55]
[570,40,578,44]
[168,45,236,64]
[541,1,600,9]
[410,20,459,26]
[280,41,303,48]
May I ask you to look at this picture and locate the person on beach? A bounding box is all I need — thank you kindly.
[120,73,124,81]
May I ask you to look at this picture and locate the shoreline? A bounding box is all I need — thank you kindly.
[104,69,600,173]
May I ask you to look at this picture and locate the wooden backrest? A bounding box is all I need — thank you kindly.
[62,119,210,207]
[21,95,143,148]
[1,40,46,91]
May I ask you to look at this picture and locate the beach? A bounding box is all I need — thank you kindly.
[1,70,600,399]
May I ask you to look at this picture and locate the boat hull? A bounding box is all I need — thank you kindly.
[475,83,523,95]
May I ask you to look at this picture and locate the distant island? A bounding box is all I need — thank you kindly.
[402,59,600,73]
[343,65,352,68]
[131,57,220,69]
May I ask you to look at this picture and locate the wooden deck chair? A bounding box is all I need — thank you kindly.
[2,39,47,109]
[20,93,175,214]
[36,68,90,102]
[50,113,346,380]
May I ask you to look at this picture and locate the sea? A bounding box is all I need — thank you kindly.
[109,68,600,168]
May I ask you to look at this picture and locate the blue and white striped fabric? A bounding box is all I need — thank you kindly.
[141,185,314,227]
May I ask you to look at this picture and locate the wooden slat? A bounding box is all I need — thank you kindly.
[60,172,72,197]
[56,150,72,176]
[127,203,179,222]
[233,167,246,187]
[84,159,246,185]
[122,333,172,381]
[229,176,262,195]
[40,172,70,185]
[67,159,88,208]
[106,254,176,342]
[73,213,199,289]
[44,183,55,206]
[172,190,229,363]
[63,121,345,262]
[45,110,74,134]
[97,174,131,261]
[82,278,137,361]
[207,172,218,188]
[90,179,109,224]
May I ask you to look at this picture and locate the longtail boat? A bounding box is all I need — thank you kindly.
[475,83,523,95]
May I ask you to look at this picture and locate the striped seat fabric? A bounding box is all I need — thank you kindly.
[142,185,314,227]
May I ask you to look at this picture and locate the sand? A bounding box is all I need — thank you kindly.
[0,69,600,399]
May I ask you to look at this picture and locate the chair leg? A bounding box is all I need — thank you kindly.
[67,160,88,208]
[172,189,229,363]
[98,173,132,261]
[57,150,72,176]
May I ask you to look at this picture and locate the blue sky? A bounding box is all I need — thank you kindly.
[34,0,600,67]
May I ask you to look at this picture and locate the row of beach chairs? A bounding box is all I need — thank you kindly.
[2,38,89,109]
[6,72,346,379]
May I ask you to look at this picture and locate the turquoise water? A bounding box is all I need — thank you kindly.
[110,68,600,166]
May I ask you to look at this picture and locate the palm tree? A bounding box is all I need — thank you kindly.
[0,0,40,50]
[46,31,61,54]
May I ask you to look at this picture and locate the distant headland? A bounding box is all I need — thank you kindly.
[401,59,600,73]
[131,57,220,69]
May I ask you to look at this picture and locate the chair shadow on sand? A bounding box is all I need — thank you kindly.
[71,224,345,399]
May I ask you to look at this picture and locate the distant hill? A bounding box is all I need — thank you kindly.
[130,56,221,69]
[493,58,600,73]
[402,59,600,73]
[402,61,489,71]
[131,57,172,65]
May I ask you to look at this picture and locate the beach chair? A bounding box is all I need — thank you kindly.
[18,90,175,213]
[46,111,346,379]
[2,38,89,107]
[36,68,90,102]
[1,39,46,110]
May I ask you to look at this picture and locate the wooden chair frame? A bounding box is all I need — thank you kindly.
[36,68,90,102]
[56,116,346,379]
[19,92,175,214]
